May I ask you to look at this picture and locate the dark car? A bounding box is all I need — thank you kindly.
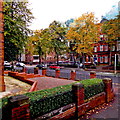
[36,64,45,69]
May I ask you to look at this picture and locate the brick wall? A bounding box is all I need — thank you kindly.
[0,1,5,91]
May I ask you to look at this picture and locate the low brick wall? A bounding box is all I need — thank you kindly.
[47,78,113,119]
[5,71,114,120]
[8,71,40,92]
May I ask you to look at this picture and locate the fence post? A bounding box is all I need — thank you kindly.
[8,95,30,120]
[72,83,84,119]
[42,69,46,76]
[34,67,39,74]
[102,78,114,102]
[22,67,27,73]
[70,70,76,80]
[90,71,96,78]
[56,70,60,78]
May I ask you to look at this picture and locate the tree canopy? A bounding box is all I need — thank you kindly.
[4,1,34,61]
[66,12,100,56]
[48,21,68,64]
[101,15,120,44]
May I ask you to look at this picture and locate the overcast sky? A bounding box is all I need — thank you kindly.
[28,0,119,30]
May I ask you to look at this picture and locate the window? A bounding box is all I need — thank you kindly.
[104,45,108,51]
[111,46,115,51]
[100,45,103,51]
[94,46,97,52]
[104,56,108,63]
[100,56,103,63]
[117,43,120,51]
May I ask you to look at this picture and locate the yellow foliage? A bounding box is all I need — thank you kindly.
[66,12,99,55]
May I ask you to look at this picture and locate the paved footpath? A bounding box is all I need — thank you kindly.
[29,76,75,90]
[80,82,120,120]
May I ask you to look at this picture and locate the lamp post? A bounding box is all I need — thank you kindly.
[0,0,5,91]
[114,54,117,74]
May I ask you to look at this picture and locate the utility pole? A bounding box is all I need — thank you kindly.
[114,54,117,74]
[0,0,5,91]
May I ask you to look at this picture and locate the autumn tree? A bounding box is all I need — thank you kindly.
[101,15,120,44]
[28,29,51,64]
[4,1,34,61]
[101,15,120,65]
[48,21,68,65]
[66,12,100,64]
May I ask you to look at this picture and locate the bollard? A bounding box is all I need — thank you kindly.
[55,70,60,78]
[42,69,46,76]
[34,67,39,74]
[70,70,76,80]
[90,71,96,78]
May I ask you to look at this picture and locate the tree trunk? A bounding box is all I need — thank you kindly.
[38,46,42,64]
[82,53,85,68]
[55,47,59,65]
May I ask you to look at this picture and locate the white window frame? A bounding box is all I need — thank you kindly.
[94,46,97,52]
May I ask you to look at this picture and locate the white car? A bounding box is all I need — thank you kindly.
[4,61,12,69]
[16,62,25,67]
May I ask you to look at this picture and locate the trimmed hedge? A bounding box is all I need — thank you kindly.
[28,91,73,118]
[0,78,104,118]
[79,78,104,99]
[0,97,9,109]
[25,84,74,118]
[25,78,104,118]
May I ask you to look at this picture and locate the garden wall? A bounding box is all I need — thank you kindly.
[1,77,114,120]
[8,71,41,92]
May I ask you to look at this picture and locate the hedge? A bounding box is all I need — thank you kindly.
[0,78,104,118]
[0,97,9,109]
[25,78,104,118]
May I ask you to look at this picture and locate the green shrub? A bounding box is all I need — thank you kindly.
[25,84,74,118]
[28,91,73,118]
[80,78,104,99]
[0,97,9,109]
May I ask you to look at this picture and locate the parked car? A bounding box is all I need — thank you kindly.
[16,62,25,67]
[36,64,45,69]
[4,61,12,70]
[49,65,61,70]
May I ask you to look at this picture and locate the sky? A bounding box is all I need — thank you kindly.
[28,0,119,30]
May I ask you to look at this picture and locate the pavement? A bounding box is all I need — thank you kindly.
[80,82,120,119]
[29,76,75,90]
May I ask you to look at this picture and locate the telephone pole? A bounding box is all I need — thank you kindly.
[0,0,5,91]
